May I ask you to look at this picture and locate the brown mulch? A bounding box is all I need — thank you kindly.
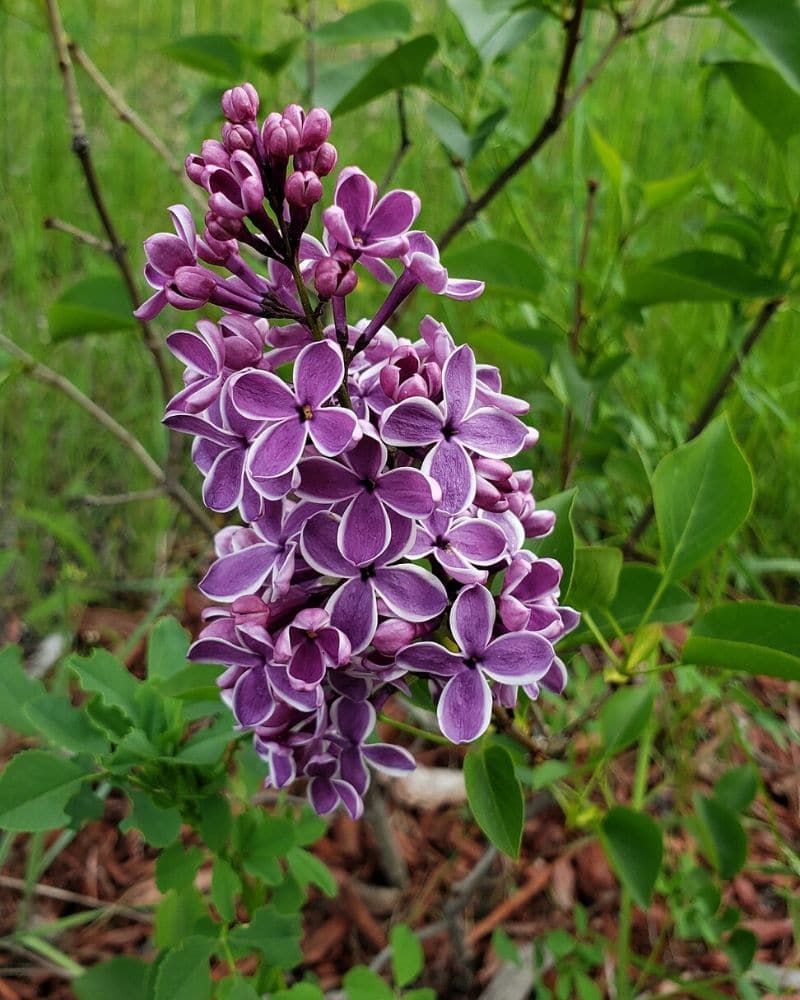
[1,611,799,998]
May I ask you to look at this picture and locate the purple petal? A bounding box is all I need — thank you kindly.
[450,518,507,565]
[295,340,345,407]
[338,491,390,567]
[326,578,377,653]
[309,776,338,815]
[345,433,385,481]
[360,254,397,284]
[339,747,369,796]
[378,511,415,564]
[230,368,296,420]
[288,643,325,689]
[334,167,376,232]
[321,205,355,249]
[437,669,492,744]
[373,565,447,622]
[367,189,420,239]
[249,466,299,502]
[168,203,196,246]
[332,698,375,744]
[133,289,168,321]
[332,779,363,820]
[443,277,484,300]
[363,743,416,775]
[376,468,438,517]
[297,457,359,501]
[480,632,554,684]
[396,642,463,677]
[199,542,278,601]
[459,408,529,458]
[247,419,306,479]
[233,667,273,727]
[301,512,356,578]
[308,407,358,457]
[144,232,195,275]
[435,546,486,585]
[539,656,568,695]
[451,584,494,657]
[188,636,262,668]
[442,344,476,427]
[202,447,245,512]
[381,398,443,447]
[164,411,239,448]
[423,438,476,515]
[167,329,220,375]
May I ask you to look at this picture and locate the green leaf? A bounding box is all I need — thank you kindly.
[715,60,800,146]
[154,936,216,1000]
[198,795,232,852]
[121,789,182,847]
[313,56,380,110]
[158,662,220,702]
[725,927,757,974]
[527,489,577,594]
[600,806,663,908]
[25,695,108,756]
[154,886,209,949]
[445,239,545,301]
[212,856,242,923]
[426,102,507,163]
[684,600,800,680]
[235,812,296,883]
[228,905,302,968]
[286,846,337,898]
[694,793,747,879]
[68,649,139,720]
[589,125,634,213]
[0,749,91,831]
[390,923,423,988]
[0,644,45,736]
[64,784,106,827]
[73,956,150,1000]
[315,2,411,44]
[332,35,438,115]
[163,34,243,78]
[177,716,235,765]
[293,805,328,846]
[727,0,800,93]
[600,684,654,755]
[343,966,394,1000]
[216,977,261,1000]
[715,764,758,814]
[271,985,324,1000]
[155,842,204,893]
[448,0,544,63]
[47,275,137,342]
[464,744,524,859]
[148,617,190,682]
[567,546,623,611]
[642,164,705,213]
[653,416,754,580]
[252,37,300,75]
[625,249,786,305]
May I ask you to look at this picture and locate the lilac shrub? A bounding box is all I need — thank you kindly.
[138,85,578,820]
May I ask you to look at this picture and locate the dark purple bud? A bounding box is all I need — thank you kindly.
[185,154,206,186]
[201,140,230,168]
[281,103,305,134]
[221,83,259,123]
[295,142,338,177]
[222,122,255,152]
[204,212,244,242]
[300,107,331,151]
[285,170,323,208]
[314,257,358,299]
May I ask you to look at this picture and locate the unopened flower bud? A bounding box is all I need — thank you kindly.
[300,107,331,150]
[295,142,338,177]
[221,83,259,124]
[314,257,357,299]
[172,265,216,301]
[285,170,323,208]
[380,345,441,402]
[373,619,418,656]
[222,122,255,152]
[204,213,243,242]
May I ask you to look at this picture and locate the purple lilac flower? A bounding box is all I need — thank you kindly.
[137,82,578,817]
[397,584,555,744]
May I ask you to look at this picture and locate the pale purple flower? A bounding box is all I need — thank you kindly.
[402,231,484,300]
[230,340,359,484]
[301,511,447,653]
[381,344,529,513]
[274,608,351,691]
[331,698,415,797]
[297,432,440,566]
[410,511,508,584]
[397,584,555,744]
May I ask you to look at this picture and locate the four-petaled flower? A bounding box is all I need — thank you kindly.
[397,584,555,744]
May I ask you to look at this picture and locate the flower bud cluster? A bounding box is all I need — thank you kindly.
[138,83,578,819]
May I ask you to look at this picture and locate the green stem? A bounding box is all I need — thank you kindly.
[378,712,451,747]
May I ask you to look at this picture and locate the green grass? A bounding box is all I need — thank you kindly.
[0,0,797,631]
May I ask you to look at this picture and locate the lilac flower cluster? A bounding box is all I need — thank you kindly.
[139,84,578,819]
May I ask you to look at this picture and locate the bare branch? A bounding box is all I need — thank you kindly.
[43,216,113,254]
